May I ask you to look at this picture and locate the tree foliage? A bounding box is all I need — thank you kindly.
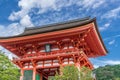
[50,65,93,80]
[94,65,120,80]
[80,66,93,80]
[0,52,20,80]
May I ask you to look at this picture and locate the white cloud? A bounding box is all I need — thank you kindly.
[8,0,106,28]
[0,25,4,30]
[99,23,110,31]
[104,34,120,41]
[104,60,120,65]
[78,0,105,10]
[102,6,120,19]
[8,10,28,21]
[18,0,56,10]
[0,46,17,60]
[108,40,115,45]
[9,0,106,21]
[8,0,57,21]
[9,0,36,21]
[0,46,4,51]
[6,0,108,33]
[37,0,56,9]
[0,23,24,37]
[20,15,34,27]
[93,65,99,68]
[90,58,120,68]
[92,1,105,9]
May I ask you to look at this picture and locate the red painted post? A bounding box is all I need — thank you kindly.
[32,67,36,80]
[40,73,43,80]
[20,68,24,80]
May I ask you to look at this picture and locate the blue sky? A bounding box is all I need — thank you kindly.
[0,0,120,68]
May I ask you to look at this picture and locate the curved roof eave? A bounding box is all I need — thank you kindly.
[0,17,91,39]
[0,17,108,54]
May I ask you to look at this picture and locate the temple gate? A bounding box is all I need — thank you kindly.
[0,17,107,80]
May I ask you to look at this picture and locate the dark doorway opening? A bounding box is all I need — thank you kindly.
[43,76,47,80]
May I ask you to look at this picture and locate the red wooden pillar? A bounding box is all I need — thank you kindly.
[33,67,36,80]
[74,55,80,70]
[20,68,24,80]
[58,56,63,75]
[40,73,43,80]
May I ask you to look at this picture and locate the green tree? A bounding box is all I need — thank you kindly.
[116,78,120,80]
[0,52,20,80]
[80,66,93,80]
[50,65,93,80]
[53,65,79,80]
[94,65,120,80]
